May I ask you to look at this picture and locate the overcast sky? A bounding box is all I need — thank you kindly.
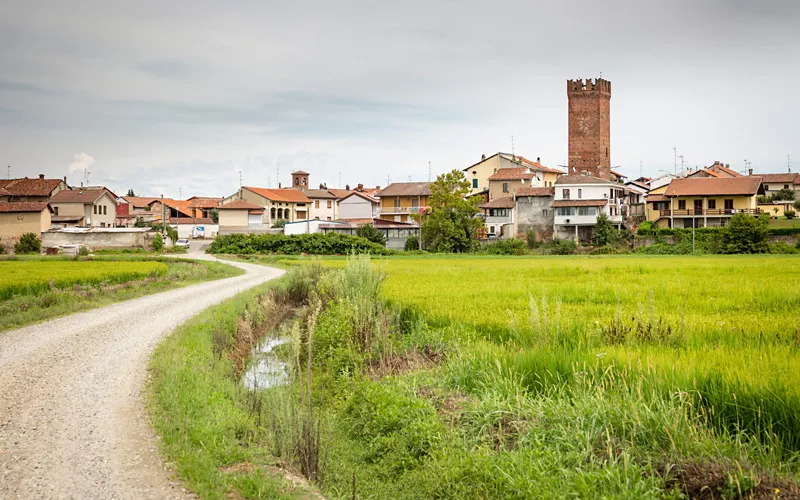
[1,0,798,198]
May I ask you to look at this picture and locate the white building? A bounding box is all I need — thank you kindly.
[304,189,338,221]
[553,176,629,241]
[337,191,379,220]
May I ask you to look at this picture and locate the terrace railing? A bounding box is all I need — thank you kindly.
[659,208,762,217]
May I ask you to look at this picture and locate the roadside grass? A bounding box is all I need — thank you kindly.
[0,256,242,332]
[148,277,321,500]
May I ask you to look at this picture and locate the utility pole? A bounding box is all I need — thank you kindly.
[161,194,166,239]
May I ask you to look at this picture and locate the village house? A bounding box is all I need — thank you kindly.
[49,187,118,228]
[0,174,68,203]
[186,197,223,218]
[0,201,53,248]
[645,176,763,228]
[514,187,555,239]
[759,173,800,198]
[337,191,379,220]
[217,200,265,230]
[222,186,311,226]
[375,182,431,223]
[464,153,564,195]
[303,189,338,221]
[319,218,420,250]
[553,176,630,241]
[480,197,515,238]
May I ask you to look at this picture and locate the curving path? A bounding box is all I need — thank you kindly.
[0,250,283,499]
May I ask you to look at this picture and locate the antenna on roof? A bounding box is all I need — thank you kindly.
[239,170,243,188]
[276,164,280,188]
[338,171,341,189]
[789,155,792,173]
[6,165,9,179]
[179,186,182,200]
[639,161,643,179]
[428,161,431,182]
[84,167,90,185]
[268,176,270,188]
[511,135,515,157]
[387,174,391,185]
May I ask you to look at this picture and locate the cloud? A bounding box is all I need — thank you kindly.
[68,152,95,173]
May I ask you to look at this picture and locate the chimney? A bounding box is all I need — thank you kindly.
[481,154,486,161]
[748,168,753,176]
[39,173,45,180]
[63,176,67,182]
[376,185,380,190]
[536,157,541,164]
[345,184,350,190]
[357,183,364,191]
[278,182,282,189]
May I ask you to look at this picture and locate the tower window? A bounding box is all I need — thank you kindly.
[606,148,608,158]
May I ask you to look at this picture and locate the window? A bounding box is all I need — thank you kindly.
[784,184,790,189]
[678,200,686,210]
[103,205,107,215]
[610,189,615,199]
[100,223,105,227]
[472,179,478,188]
[327,200,332,209]
[502,182,509,193]
[411,198,419,208]
[327,217,331,221]
[271,207,276,219]
[577,207,597,216]
[556,207,575,216]
[302,178,306,186]
[315,216,320,220]
[93,205,97,214]
[724,199,734,211]
[694,200,702,212]
[577,188,582,199]
[489,226,495,234]
[542,209,549,216]
[315,200,319,209]
[54,207,59,215]
[295,178,299,186]
[394,198,401,208]
[707,199,716,209]
[562,189,570,199]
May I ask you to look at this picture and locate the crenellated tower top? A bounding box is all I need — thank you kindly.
[567,78,611,95]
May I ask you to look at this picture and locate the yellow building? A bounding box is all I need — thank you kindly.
[463,153,564,195]
[222,186,312,225]
[375,182,431,223]
[0,201,53,248]
[646,177,763,228]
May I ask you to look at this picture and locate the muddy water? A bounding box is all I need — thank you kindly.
[242,337,291,390]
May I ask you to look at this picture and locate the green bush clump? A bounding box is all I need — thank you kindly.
[206,233,392,255]
[785,210,796,220]
[482,238,526,255]
[404,236,420,251]
[357,223,387,246]
[14,233,41,254]
[524,230,539,249]
[152,233,164,252]
[768,241,799,254]
[540,238,577,255]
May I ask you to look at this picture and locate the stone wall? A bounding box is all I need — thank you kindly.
[515,195,554,239]
[42,229,154,249]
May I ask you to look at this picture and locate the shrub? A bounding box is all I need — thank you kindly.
[773,188,796,201]
[483,238,526,255]
[404,235,420,251]
[524,230,539,249]
[272,219,287,229]
[356,223,387,246]
[152,233,164,252]
[636,220,655,237]
[768,241,799,254]
[794,200,800,211]
[206,233,392,255]
[722,213,769,254]
[541,238,577,255]
[785,210,796,220]
[593,214,619,246]
[14,233,41,254]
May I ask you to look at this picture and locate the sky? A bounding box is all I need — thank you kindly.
[1,0,799,198]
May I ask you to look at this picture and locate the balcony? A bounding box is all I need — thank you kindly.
[379,206,428,215]
[659,208,761,217]
[486,215,513,225]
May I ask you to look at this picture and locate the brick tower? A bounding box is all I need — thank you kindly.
[567,78,611,179]
[291,170,309,190]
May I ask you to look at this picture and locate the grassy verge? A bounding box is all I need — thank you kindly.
[0,256,242,332]
[148,274,321,499]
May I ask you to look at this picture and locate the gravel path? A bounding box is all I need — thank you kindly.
[0,254,284,499]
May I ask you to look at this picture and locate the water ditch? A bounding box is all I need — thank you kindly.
[242,336,292,390]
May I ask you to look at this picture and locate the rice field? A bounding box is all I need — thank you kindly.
[0,260,168,300]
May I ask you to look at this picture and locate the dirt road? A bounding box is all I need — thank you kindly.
[0,254,283,499]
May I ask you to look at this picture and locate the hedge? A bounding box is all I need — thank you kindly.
[206,232,393,255]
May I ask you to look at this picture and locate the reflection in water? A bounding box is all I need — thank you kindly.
[242,337,291,390]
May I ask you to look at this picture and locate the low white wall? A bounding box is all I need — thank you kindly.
[42,229,154,249]
[174,224,219,239]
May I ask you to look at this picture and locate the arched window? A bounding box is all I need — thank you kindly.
[277,208,283,219]
[271,207,276,219]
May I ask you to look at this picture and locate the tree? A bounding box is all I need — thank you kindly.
[133,217,149,228]
[593,214,619,246]
[14,233,41,254]
[152,233,164,252]
[421,170,482,253]
[793,199,800,211]
[404,235,420,251]
[356,224,386,246]
[773,188,796,201]
[150,222,178,243]
[210,208,219,224]
[126,189,136,197]
[722,212,769,254]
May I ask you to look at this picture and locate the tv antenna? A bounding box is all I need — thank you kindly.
[511,135,516,157]
[6,165,10,179]
[84,167,90,185]
[639,161,643,178]
[239,170,243,187]
[673,147,677,175]
[428,161,431,182]
[788,155,792,173]
[338,171,341,188]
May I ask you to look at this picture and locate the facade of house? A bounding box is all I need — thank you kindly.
[481,197,515,238]
[464,153,564,195]
[217,200,265,229]
[0,175,68,203]
[319,218,420,250]
[759,173,800,197]
[186,197,222,218]
[303,189,338,221]
[223,186,311,226]
[0,201,53,247]
[646,177,763,228]
[553,176,629,241]
[375,182,431,223]
[338,191,379,220]
[514,187,555,239]
[49,188,118,228]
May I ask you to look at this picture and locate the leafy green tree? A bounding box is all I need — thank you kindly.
[722,213,769,254]
[210,208,219,223]
[356,224,387,246]
[14,233,41,254]
[793,199,800,211]
[126,189,136,197]
[150,222,178,243]
[404,235,420,251]
[772,188,796,201]
[133,217,149,228]
[421,170,482,253]
[593,214,619,246]
[152,233,163,252]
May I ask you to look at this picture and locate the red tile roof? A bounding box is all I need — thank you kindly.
[220,200,265,212]
[664,177,762,197]
[0,201,50,213]
[646,194,668,202]
[123,196,160,207]
[187,197,223,208]
[327,189,353,199]
[167,217,215,224]
[340,191,378,203]
[488,167,535,181]
[552,199,608,207]
[710,164,742,177]
[555,175,619,186]
[50,188,115,204]
[303,189,337,199]
[759,173,800,184]
[243,186,312,203]
[481,197,515,209]
[515,187,554,197]
[512,156,566,175]
[0,177,64,197]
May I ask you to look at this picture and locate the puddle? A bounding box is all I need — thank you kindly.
[242,337,291,390]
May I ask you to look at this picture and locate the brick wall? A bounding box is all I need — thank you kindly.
[567,78,611,180]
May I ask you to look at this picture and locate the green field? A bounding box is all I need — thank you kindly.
[150,255,800,499]
[769,218,800,229]
[0,260,167,299]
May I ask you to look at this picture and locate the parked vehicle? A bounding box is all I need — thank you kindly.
[175,238,190,249]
